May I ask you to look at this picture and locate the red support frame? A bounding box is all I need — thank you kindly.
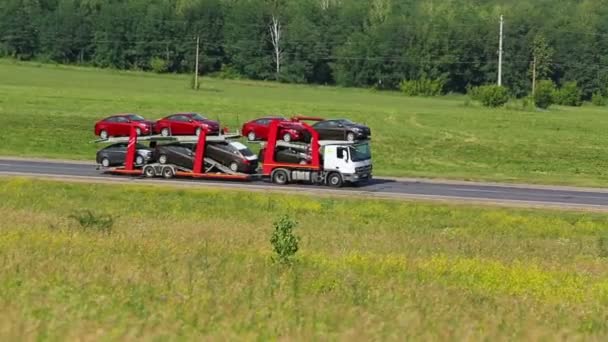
[192,128,207,174]
[262,119,321,176]
[124,125,138,171]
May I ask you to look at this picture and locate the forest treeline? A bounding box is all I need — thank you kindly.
[1,0,608,98]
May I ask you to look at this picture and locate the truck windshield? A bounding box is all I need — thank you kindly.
[350,143,371,161]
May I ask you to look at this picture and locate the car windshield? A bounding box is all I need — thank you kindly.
[337,119,355,125]
[350,143,371,161]
[127,114,146,121]
[229,142,255,157]
[191,113,207,121]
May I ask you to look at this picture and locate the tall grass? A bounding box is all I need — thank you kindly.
[1,178,608,339]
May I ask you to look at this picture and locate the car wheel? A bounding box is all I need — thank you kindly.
[161,128,170,137]
[229,162,239,172]
[299,160,307,165]
[346,132,355,142]
[135,155,144,166]
[162,166,174,179]
[158,154,168,164]
[143,165,155,178]
[247,131,256,141]
[272,169,289,185]
[100,130,108,139]
[195,127,202,136]
[135,127,142,136]
[101,157,110,168]
[283,133,292,142]
[327,172,343,188]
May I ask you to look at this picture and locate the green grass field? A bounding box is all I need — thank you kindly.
[1,178,608,339]
[1,59,608,186]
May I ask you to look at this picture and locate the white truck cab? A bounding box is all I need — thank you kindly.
[321,141,372,184]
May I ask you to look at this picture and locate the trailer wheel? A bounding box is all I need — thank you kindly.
[143,165,155,178]
[327,172,343,188]
[161,128,170,137]
[101,157,110,168]
[100,130,108,139]
[272,169,289,185]
[158,154,168,164]
[162,166,174,179]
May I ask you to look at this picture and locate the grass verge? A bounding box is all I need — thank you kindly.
[1,178,608,339]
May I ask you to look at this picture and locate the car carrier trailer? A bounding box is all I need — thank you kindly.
[94,118,373,187]
[95,126,254,181]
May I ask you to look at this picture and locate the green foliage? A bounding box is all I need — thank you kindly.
[554,82,582,107]
[270,215,300,264]
[399,77,445,97]
[598,234,608,258]
[470,85,510,107]
[592,92,606,106]
[68,210,113,234]
[534,80,556,109]
[149,57,168,73]
[213,64,242,80]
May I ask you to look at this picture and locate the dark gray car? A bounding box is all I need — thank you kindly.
[312,119,371,141]
[153,142,258,174]
[96,143,153,167]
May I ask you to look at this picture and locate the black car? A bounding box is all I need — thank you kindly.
[96,143,153,167]
[258,146,311,164]
[312,119,371,141]
[153,141,258,174]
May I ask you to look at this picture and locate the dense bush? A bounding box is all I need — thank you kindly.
[469,85,510,107]
[534,80,556,109]
[270,215,299,264]
[554,81,582,106]
[592,91,606,106]
[149,57,168,73]
[400,77,445,97]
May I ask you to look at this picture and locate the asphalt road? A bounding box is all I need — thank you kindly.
[2,157,608,211]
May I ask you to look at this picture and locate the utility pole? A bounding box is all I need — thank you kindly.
[532,56,537,95]
[194,36,200,90]
[498,15,504,86]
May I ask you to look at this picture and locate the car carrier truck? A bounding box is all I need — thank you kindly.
[94,117,372,187]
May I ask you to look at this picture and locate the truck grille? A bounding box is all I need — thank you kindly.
[355,165,372,173]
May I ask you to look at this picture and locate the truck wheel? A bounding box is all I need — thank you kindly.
[247,131,256,141]
[100,130,108,139]
[327,173,343,188]
[162,166,174,179]
[272,169,289,185]
[161,128,170,137]
[101,157,110,168]
[158,154,168,164]
[346,132,355,142]
[143,165,155,178]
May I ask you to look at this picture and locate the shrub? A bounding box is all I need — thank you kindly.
[592,91,606,106]
[470,85,510,107]
[554,81,582,106]
[534,80,556,109]
[400,76,445,97]
[149,57,168,73]
[270,215,300,264]
[68,210,114,234]
[214,64,242,80]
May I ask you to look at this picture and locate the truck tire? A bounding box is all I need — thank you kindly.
[162,166,174,179]
[327,172,343,188]
[143,165,155,178]
[272,169,289,185]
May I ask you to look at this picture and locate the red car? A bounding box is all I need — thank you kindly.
[154,113,220,137]
[94,114,153,139]
[242,116,308,142]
